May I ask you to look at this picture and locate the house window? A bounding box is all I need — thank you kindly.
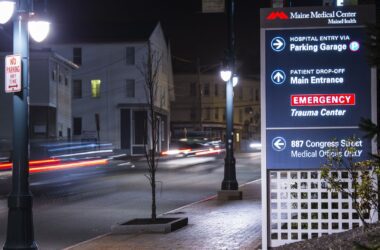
[239,87,243,100]
[65,77,68,86]
[73,80,82,99]
[73,117,82,135]
[204,108,211,120]
[73,48,82,65]
[215,108,219,120]
[239,108,243,122]
[190,82,196,96]
[91,80,101,98]
[250,87,254,101]
[214,84,219,97]
[203,83,210,96]
[126,79,135,97]
[125,47,135,65]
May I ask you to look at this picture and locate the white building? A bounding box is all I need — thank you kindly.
[0,50,78,142]
[44,22,174,155]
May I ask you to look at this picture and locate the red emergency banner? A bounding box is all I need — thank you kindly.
[291,93,356,106]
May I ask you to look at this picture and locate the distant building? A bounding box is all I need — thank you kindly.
[0,50,78,141]
[171,73,260,150]
[42,22,174,155]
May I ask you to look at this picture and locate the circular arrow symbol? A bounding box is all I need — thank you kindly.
[271,37,286,52]
[272,137,286,151]
[271,69,286,85]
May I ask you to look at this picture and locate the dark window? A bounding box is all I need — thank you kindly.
[203,83,210,96]
[214,84,219,97]
[239,87,243,100]
[126,47,135,65]
[126,79,135,97]
[73,48,82,65]
[65,77,68,86]
[215,108,219,120]
[190,82,196,96]
[73,80,82,99]
[73,117,82,135]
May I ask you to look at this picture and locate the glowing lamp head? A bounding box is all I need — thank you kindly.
[28,20,50,42]
[232,75,239,87]
[220,70,232,82]
[0,1,15,24]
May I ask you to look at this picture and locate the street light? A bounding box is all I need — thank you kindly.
[0,1,15,24]
[1,0,50,249]
[218,0,242,200]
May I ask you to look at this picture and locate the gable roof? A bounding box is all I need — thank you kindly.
[47,20,160,44]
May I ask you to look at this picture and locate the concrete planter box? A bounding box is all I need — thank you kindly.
[111,217,188,234]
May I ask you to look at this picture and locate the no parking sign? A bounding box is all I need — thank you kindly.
[5,54,22,93]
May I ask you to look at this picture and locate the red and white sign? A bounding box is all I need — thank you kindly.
[5,54,22,93]
[291,93,356,106]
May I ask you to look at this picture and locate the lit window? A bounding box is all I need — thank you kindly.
[91,79,101,98]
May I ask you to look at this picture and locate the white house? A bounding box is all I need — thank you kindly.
[0,50,78,141]
[44,22,174,155]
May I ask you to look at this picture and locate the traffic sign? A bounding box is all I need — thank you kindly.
[272,136,286,151]
[270,37,285,52]
[5,54,22,93]
[271,69,286,84]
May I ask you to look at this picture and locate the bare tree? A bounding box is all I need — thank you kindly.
[138,41,162,221]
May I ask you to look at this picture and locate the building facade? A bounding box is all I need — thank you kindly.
[171,73,260,149]
[46,22,174,155]
[0,50,77,142]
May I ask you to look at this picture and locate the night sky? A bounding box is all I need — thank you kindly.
[0,0,324,75]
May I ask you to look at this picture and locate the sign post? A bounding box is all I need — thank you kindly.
[261,5,376,248]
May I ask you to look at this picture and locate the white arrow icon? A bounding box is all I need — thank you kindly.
[271,70,286,84]
[271,37,286,52]
[273,39,283,49]
[272,137,286,151]
[273,72,283,82]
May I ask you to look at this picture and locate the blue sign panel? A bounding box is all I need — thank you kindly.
[264,26,374,170]
[266,28,372,128]
[266,129,372,170]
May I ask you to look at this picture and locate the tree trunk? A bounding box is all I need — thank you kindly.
[151,168,157,221]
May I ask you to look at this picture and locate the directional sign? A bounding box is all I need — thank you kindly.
[270,37,286,52]
[271,69,286,84]
[261,6,375,170]
[5,54,22,93]
[272,136,286,151]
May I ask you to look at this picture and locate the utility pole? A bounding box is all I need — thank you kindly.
[196,57,203,131]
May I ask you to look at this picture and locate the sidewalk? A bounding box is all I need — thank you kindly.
[65,180,262,250]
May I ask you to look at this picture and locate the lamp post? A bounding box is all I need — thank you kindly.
[0,0,50,249]
[218,0,242,200]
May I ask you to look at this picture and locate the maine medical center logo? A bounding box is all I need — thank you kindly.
[266,10,358,24]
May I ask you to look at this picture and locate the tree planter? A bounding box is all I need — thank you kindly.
[111,217,188,234]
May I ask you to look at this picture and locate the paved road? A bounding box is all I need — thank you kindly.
[0,152,261,250]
